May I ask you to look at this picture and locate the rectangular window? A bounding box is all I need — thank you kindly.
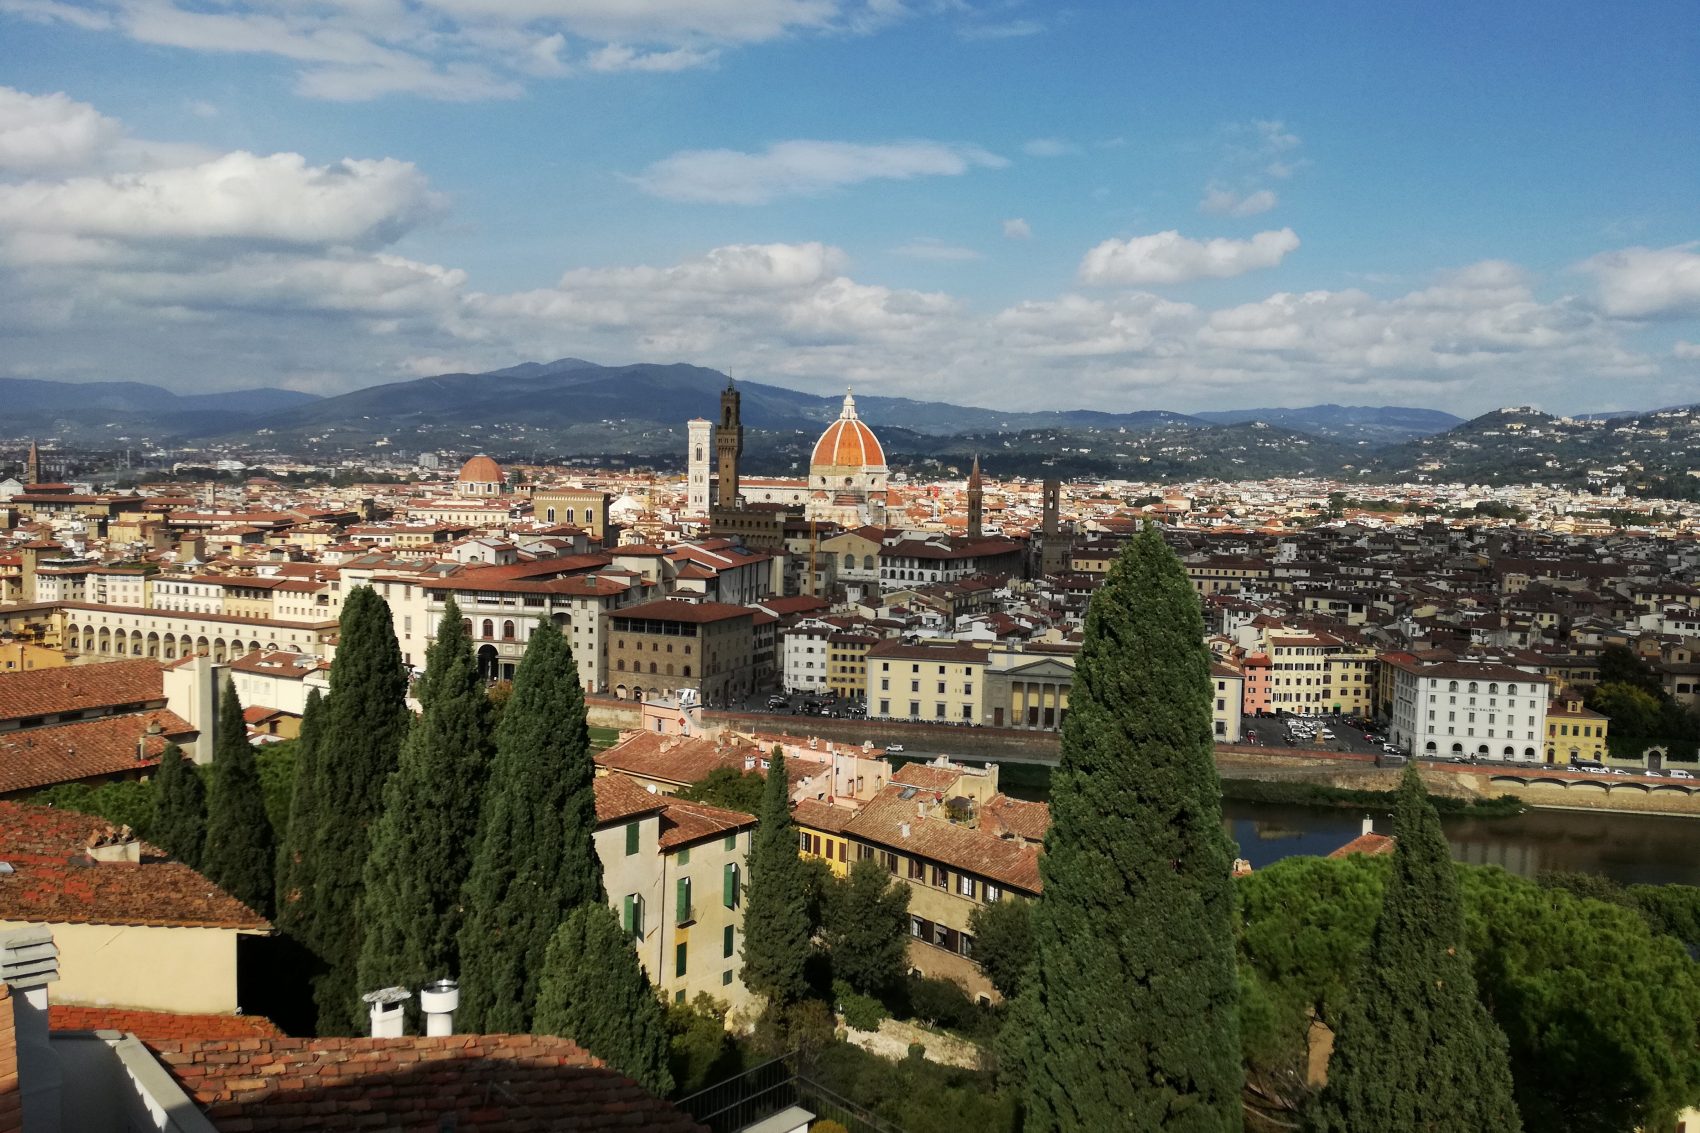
[677,846,691,867]
[722,969,733,986]
[724,833,737,851]
[908,856,925,879]
[675,943,688,978]
[984,884,1002,903]
[882,851,899,874]
[677,877,693,924]
[723,924,735,958]
[932,865,948,889]
[723,862,740,908]
[959,875,977,899]
[622,894,644,941]
[625,822,640,856]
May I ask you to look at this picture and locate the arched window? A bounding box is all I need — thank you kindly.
[863,555,874,571]
[1489,683,1499,694]
[502,620,516,640]
[665,664,674,676]
[1452,743,1464,754]
[683,665,692,677]
[481,619,494,638]
[843,554,854,570]
[1425,741,1437,752]
[1508,684,1518,695]
[1524,747,1536,758]
[616,660,625,671]
[1448,681,1458,692]
[462,619,473,637]
[649,662,658,674]
[1503,746,1515,757]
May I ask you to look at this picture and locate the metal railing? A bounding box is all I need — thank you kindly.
[678,1050,904,1133]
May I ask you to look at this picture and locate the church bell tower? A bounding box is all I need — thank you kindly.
[715,380,742,510]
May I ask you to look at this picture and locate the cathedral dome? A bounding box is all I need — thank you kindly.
[457,454,506,485]
[810,391,886,469]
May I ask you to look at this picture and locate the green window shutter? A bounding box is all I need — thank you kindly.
[625,821,639,856]
[678,846,690,866]
[675,941,688,978]
[723,924,734,958]
[677,876,692,924]
[723,862,739,908]
[622,894,635,938]
[724,833,736,850]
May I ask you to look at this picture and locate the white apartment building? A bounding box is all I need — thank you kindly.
[781,620,833,694]
[1384,658,1549,762]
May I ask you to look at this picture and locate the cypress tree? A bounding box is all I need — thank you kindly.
[1015,524,1242,1131]
[1309,767,1523,1132]
[358,597,493,999]
[149,742,206,869]
[309,586,413,1035]
[202,680,276,917]
[457,615,601,1034]
[740,746,811,1007]
[274,687,325,942]
[534,903,673,1096]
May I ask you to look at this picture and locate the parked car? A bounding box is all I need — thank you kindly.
[886,743,905,754]
[1671,769,1694,780]
[1644,770,1664,779]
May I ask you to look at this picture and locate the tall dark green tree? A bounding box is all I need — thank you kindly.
[300,586,412,1035]
[824,858,911,999]
[740,747,811,1007]
[1309,766,1522,1132]
[274,687,325,940]
[967,896,1033,1001]
[202,680,276,917]
[457,615,601,1034]
[149,742,206,869]
[357,596,494,1001]
[1013,525,1242,1131]
[534,903,673,1096]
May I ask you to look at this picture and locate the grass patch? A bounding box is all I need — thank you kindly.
[589,725,621,752]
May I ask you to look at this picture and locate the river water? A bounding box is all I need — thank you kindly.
[1227,800,1700,887]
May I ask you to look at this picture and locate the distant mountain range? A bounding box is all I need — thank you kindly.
[3,361,1697,497]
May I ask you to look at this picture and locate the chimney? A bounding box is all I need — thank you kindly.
[899,822,910,840]
[1,927,62,1133]
[84,825,141,864]
[419,979,459,1037]
[362,987,411,1038]
[1361,815,1374,837]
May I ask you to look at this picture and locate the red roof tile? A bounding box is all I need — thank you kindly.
[50,1006,283,1041]
[0,801,269,931]
[592,774,668,825]
[845,789,1042,893]
[659,799,756,850]
[0,659,164,724]
[0,709,196,795]
[150,1035,705,1132]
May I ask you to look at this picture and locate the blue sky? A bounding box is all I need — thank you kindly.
[0,0,1696,415]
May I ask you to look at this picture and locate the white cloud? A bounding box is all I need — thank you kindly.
[0,92,1690,417]
[630,139,1007,204]
[1002,218,1032,240]
[185,99,219,118]
[1578,242,1700,319]
[1022,137,1079,158]
[957,18,1043,40]
[1079,228,1300,286]
[5,0,904,100]
[587,44,718,72]
[891,238,982,262]
[1198,185,1277,217]
[0,151,443,253]
[0,87,123,172]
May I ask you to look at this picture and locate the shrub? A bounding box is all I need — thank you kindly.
[834,980,887,1033]
[905,975,978,1031]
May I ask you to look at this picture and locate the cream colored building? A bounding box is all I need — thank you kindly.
[594,776,757,1013]
[866,639,987,723]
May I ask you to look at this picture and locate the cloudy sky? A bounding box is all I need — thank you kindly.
[1,0,1696,416]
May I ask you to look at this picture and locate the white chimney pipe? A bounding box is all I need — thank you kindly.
[420,979,459,1037]
[899,822,910,840]
[2,926,63,1133]
[1361,815,1374,837]
[361,986,411,1038]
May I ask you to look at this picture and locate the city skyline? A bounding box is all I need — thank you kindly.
[0,0,1696,415]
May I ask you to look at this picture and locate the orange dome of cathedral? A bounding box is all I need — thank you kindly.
[810,391,886,469]
[457,454,505,484]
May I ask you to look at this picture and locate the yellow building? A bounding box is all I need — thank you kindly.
[1546,696,1610,765]
[866,638,987,723]
[532,486,614,543]
[826,629,879,700]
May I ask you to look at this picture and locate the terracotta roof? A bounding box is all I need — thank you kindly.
[0,801,269,931]
[456,454,506,484]
[0,659,164,725]
[151,1034,704,1132]
[844,789,1042,893]
[980,794,1050,844]
[595,732,756,787]
[610,599,754,624]
[890,763,962,791]
[793,798,855,834]
[811,392,886,469]
[50,1006,283,1041]
[0,709,195,795]
[592,774,669,825]
[1328,832,1396,859]
[659,799,756,850]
